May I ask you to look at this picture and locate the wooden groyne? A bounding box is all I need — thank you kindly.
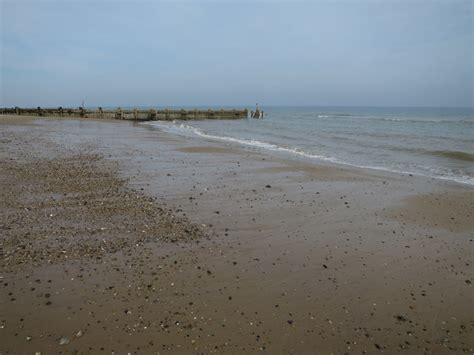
[0,107,250,121]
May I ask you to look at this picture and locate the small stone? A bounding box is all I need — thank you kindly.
[75,330,83,338]
[26,335,32,341]
[395,315,408,322]
[58,337,70,345]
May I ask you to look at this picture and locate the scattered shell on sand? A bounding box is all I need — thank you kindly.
[58,337,70,345]
[75,330,83,338]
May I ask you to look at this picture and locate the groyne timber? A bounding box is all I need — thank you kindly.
[0,107,251,121]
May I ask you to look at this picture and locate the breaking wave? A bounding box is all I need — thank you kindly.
[431,150,474,162]
[370,117,474,124]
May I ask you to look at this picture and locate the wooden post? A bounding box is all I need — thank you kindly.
[116,107,123,120]
[149,109,157,120]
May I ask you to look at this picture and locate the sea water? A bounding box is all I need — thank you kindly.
[146,106,474,186]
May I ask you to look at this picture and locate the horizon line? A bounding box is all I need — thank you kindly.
[1,104,473,110]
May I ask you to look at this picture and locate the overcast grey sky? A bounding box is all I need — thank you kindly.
[1,0,472,107]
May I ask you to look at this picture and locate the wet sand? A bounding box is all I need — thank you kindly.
[0,116,473,354]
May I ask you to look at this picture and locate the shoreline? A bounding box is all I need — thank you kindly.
[1,116,473,353]
[142,118,474,188]
[4,114,473,188]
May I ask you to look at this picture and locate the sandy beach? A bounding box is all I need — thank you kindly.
[1,116,473,354]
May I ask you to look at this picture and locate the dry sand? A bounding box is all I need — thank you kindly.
[0,116,473,354]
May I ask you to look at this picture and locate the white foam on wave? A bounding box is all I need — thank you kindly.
[349,163,473,186]
[148,121,340,163]
[144,121,474,186]
[372,117,474,124]
[316,114,352,118]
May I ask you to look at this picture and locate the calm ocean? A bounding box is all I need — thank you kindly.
[146,107,474,186]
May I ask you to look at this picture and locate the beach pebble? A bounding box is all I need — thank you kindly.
[75,330,83,338]
[58,337,70,345]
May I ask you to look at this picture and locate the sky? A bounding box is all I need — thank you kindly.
[0,0,472,108]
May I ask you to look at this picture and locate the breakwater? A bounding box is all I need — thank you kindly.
[0,107,250,121]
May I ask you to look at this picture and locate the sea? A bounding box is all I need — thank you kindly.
[144,106,474,186]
